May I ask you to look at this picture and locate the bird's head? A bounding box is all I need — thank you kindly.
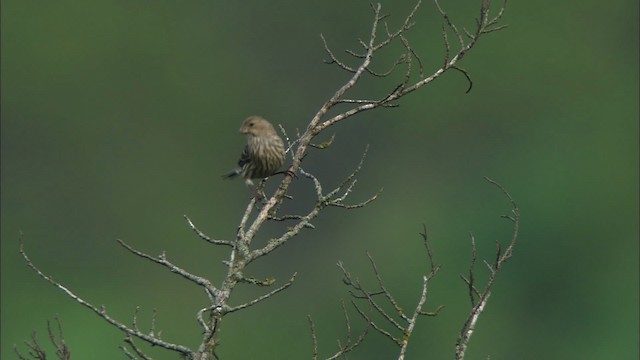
[239,116,275,137]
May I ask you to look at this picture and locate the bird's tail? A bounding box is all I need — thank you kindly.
[221,169,240,179]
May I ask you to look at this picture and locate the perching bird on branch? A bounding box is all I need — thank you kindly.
[222,116,286,186]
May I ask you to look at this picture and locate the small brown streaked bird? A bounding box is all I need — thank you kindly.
[222,116,286,185]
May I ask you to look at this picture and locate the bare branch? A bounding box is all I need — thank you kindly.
[19,237,193,357]
[308,315,319,360]
[339,261,406,341]
[345,48,366,59]
[309,133,335,150]
[456,292,491,360]
[419,304,445,317]
[249,207,321,261]
[326,145,370,199]
[17,2,510,359]
[340,300,353,345]
[336,225,445,359]
[460,274,482,299]
[484,176,519,264]
[308,300,370,360]
[184,215,233,247]
[467,232,478,306]
[358,279,404,332]
[452,66,473,93]
[325,149,382,208]
[371,1,422,52]
[365,54,407,77]
[14,318,71,360]
[14,332,47,360]
[325,302,370,359]
[310,0,508,137]
[267,213,316,229]
[300,167,324,200]
[420,225,438,275]
[121,345,139,360]
[232,0,509,280]
[398,275,429,360]
[366,252,408,321]
[122,336,153,360]
[351,300,403,346]
[399,33,425,83]
[226,273,297,313]
[116,239,218,299]
[321,33,356,73]
[48,318,71,360]
[329,189,382,209]
[250,145,378,264]
[455,178,519,360]
[334,98,399,108]
[277,124,300,158]
[435,0,464,49]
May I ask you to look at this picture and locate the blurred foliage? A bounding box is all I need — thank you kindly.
[2,0,638,359]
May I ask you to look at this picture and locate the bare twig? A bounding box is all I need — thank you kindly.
[116,239,218,300]
[455,178,520,360]
[249,147,378,262]
[308,316,319,360]
[14,332,47,360]
[321,33,356,73]
[226,273,297,313]
[468,232,478,306]
[308,300,370,360]
[351,299,402,346]
[184,215,233,247]
[312,0,508,134]
[18,2,509,359]
[15,317,71,360]
[267,214,316,229]
[309,133,335,150]
[398,275,429,360]
[224,10,508,356]
[48,318,71,360]
[18,236,194,358]
[366,252,408,321]
[337,234,442,359]
[122,336,153,360]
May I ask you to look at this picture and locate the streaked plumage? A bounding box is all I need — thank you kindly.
[223,116,285,185]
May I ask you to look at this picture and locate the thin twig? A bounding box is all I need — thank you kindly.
[48,318,71,360]
[19,237,193,357]
[455,178,519,360]
[184,215,233,247]
[123,336,153,360]
[116,239,219,299]
[366,252,408,321]
[226,273,297,313]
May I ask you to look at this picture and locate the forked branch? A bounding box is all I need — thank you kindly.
[455,177,520,360]
[331,228,443,360]
[18,236,194,358]
[15,318,71,360]
[308,300,370,360]
[18,1,508,359]
[320,178,517,359]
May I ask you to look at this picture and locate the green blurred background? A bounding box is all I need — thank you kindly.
[2,0,638,359]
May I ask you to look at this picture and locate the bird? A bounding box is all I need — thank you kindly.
[222,116,286,186]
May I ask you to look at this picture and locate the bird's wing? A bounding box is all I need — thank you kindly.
[237,144,251,167]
